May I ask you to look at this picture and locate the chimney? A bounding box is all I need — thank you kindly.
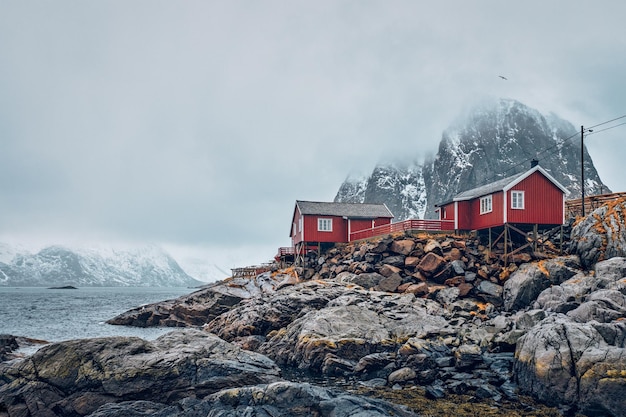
[531,158,539,168]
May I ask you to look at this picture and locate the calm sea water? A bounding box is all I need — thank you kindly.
[0,287,195,343]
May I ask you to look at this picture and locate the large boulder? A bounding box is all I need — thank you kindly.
[514,315,626,416]
[259,292,447,373]
[503,256,580,311]
[107,273,281,327]
[0,330,281,417]
[205,280,342,341]
[569,199,626,269]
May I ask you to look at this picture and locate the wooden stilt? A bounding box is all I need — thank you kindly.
[504,224,508,266]
[533,224,538,252]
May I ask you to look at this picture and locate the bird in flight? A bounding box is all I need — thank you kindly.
[498,75,508,80]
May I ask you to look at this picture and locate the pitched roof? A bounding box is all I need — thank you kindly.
[440,165,568,204]
[295,200,394,219]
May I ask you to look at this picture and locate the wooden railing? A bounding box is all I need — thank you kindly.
[349,219,455,241]
[231,265,272,278]
[565,192,626,218]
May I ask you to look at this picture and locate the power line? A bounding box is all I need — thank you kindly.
[588,114,626,130]
[587,121,626,136]
[464,114,625,188]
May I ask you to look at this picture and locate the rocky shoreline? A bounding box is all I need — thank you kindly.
[2,201,626,416]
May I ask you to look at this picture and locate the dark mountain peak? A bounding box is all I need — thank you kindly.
[335,99,609,220]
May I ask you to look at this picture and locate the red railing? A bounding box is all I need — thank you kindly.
[349,219,455,241]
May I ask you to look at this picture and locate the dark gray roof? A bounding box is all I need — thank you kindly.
[449,165,568,203]
[296,200,394,218]
[453,172,523,201]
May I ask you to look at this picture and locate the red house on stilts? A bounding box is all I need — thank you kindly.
[289,200,394,265]
[435,162,568,245]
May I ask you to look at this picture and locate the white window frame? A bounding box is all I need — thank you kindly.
[511,190,525,209]
[480,195,493,215]
[318,218,333,232]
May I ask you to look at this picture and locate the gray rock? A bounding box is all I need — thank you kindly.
[388,367,416,384]
[340,272,385,289]
[570,201,626,268]
[436,286,460,305]
[259,294,447,372]
[205,381,419,417]
[567,289,626,323]
[503,256,580,311]
[107,273,279,327]
[514,315,608,410]
[454,344,482,370]
[0,330,281,417]
[476,280,503,306]
[451,259,466,275]
[375,273,403,292]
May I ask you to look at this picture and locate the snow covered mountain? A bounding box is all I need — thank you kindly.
[0,244,204,287]
[335,98,609,220]
[335,162,428,220]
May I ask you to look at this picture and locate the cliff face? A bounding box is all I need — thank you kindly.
[336,98,609,219]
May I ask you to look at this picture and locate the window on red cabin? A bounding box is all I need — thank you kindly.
[480,195,492,214]
[511,191,525,209]
[318,218,333,232]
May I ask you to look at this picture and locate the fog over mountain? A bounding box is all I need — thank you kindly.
[335,99,609,220]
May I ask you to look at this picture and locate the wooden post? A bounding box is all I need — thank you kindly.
[504,224,508,266]
[533,224,538,252]
[488,227,492,257]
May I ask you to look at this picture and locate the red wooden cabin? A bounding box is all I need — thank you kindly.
[290,201,394,262]
[435,164,568,231]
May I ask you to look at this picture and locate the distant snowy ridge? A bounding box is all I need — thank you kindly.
[336,98,609,220]
[0,243,204,287]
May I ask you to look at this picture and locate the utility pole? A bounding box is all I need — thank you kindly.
[581,125,585,217]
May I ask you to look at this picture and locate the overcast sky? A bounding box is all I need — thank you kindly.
[1,1,625,280]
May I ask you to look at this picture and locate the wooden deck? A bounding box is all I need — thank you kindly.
[231,265,272,278]
[565,192,626,218]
